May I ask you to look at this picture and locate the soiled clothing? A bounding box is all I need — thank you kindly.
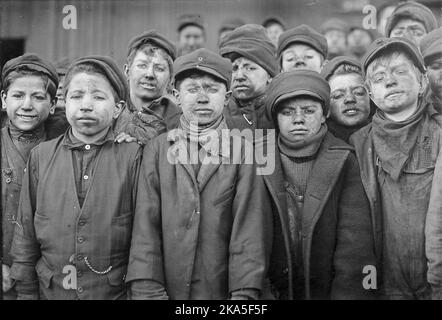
[63,130,112,208]
[223,95,274,138]
[372,103,441,299]
[9,128,142,299]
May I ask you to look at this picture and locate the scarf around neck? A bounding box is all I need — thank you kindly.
[278,123,327,160]
[372,99,427,180]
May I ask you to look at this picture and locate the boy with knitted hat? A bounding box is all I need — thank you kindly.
[219,24,278,134]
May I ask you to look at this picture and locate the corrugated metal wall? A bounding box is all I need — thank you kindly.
[0,0,440,67]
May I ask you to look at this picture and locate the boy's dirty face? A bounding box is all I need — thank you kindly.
[329,73,370,127]
[367,53,422,120]
[427,55,442,99]
[390,18,427,47]
[277,96,325,142]
[126,49,171,105]
[1,75,54,131]
[174,74,230,126]
[65,72,122,142]
[231,57,271,103]
[281,43,323,73]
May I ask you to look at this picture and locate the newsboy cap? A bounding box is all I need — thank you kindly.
[173,48,232,90]
[127,30,176,61]
[385,1,438,37]
[361,37,426,77]
[321,56,362,81]
[420,27,442,63]
[67,55,129,102]
[277,24,328,64]
[2,53,59,91]
[177,14,205,32]
[219,24,278,77]
[266,69,330,117]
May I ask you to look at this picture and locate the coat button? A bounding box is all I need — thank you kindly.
[77,236,84,243]
[77,286,84,293]
[5,178,11,184]
[85,145,90,150]
[77,254,84,261]
[283,268,289,274]
[78,219,86,226]
[83,175,89,180]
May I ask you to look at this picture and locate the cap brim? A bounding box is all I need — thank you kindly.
[423,43,442,61]
[174,65,228,87]
[274,89,324,107]
[364,39,425,74]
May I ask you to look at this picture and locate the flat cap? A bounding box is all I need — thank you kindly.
[266,69,330,117]
[262,15,287,30]
[320,18,348,34]
[2,53,59,90]
[219,24,278,77]
[219,18,245,33]
[277,24,328,63]
[127,29,176,61]
[173,48,232,90]
[68,55,129,102]
[321,56,362,81]
[420,27,442,63]
[385,1,438,36]
[54,57,71,77]
[362,37,426,77]
[177,14,204,32]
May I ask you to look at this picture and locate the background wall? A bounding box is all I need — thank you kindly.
[0,0,441,68]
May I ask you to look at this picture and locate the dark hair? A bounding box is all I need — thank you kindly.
[2,66,57,99]
[174,70,227,91]
[327,63,362,81]
[63,62,119,101]
[127,42,173,73]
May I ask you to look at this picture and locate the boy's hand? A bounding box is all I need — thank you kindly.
[2,264,13,292]
[115,132,137,144]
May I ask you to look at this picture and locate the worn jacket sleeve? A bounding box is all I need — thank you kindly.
[331,152,378,300]
[228,141,273,297]
[425,132,442,300]
[9,147,41,295]
[126,140,167,299]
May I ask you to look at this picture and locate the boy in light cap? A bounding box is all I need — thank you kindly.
[126,48,272,300]
[277,24,328,73]
[263,70,376,299]
[219,24,278,135]
[9,56,142,300]
[351,37,442,300]
[386,0,438,47]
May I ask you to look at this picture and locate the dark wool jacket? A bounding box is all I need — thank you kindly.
[126,131,273,299]
[9,131,142,300]
[263,132,378,299]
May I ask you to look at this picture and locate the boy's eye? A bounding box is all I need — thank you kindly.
[305,108,315,114]
[93,95,106,100]
[188,88,198,93]
[154,65,165,72]
[281,109,294,116]
[331,93,344,100]
[354,88,367,96]
[137,64,147,69]
[34,95,46,101]
[11,93,23,98]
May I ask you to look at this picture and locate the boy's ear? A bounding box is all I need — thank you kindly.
[172,88,180,103]
[113,100,125,119]
[1,90,7,110]
[49,97,57,115]
[224,90,232,106]
[124,64,130,80]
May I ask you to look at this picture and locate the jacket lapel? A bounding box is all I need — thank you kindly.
[302,136,349,235]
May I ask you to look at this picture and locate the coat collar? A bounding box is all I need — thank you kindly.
[166,128,232,192]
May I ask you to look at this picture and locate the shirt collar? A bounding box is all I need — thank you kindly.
[62,127,115,150]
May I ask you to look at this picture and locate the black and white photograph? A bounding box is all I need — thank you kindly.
[0,0,442,310]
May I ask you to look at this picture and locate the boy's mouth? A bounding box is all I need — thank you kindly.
[16,114,38,121]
